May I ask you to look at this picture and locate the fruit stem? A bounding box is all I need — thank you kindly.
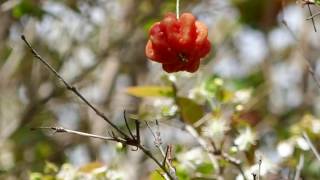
[176,0,180,19]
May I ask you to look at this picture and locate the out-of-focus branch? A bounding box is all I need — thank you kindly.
[281,4,320,90]
[22,35,175,180]
[294,154,304,180]
[302,132,320,162]
[171,83,247,180]
[146,121,176,177]
[307,4,317,32]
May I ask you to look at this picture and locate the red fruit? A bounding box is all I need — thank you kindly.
[145,13,211,73]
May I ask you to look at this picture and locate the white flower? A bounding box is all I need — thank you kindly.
[177,148,207,171]
[233,89,252,104]
[234,127,256,151]
[296,136,310,151]
[202,117,229,144]
[236,152,277,180]
[56,164,78,180]
[277,141,294,158]
[106,169,125,180]
[311,119,320,134]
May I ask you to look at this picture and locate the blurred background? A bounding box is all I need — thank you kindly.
[1,0,320,179]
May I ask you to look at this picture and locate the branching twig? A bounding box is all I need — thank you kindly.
[171,80,246,180]
[281,9,320,90]
[252,173,257,180]
[22,35,175,180]
[31,127,126,143]
[307,3,317,32]
[146,121,176,178]
[21,35,129,139]
[302,132,320,162]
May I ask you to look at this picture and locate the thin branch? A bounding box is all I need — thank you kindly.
[124,110,135,139]
[306,11,320,20]
[258,158,261,180]
[252,173,257,180]
[302,132,320,162]
[281,11,320,90]
[138,144,175,180]
[294,154,304,180]
[163,145,170,167]
[22,35,175,180]
[31,127,126,143]
[185,125,247,180]
[307,4,317,32]
[21,35,129,139]
[221,151,246,180]
[146,122,176,178]
[135,120,141,144]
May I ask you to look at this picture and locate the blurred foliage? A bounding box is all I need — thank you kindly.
[1,0,320,179]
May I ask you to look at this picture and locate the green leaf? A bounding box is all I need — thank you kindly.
[29,172,43,180]
[203,76,233,102]
[149,170,164,180]
[229,71,264,90]
[196,162,214,174]
[12,0,44,19]
[177,97,204,124]
[44,161,58,174]
[126,86,173,98]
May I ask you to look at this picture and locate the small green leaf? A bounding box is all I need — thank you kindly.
[126,86,173,97]
[196,162,214,174]
[149,170,164,180]
[29,172,43,180]
[177,97,204,124]
[44,161,58,174]
[12,0,44,19]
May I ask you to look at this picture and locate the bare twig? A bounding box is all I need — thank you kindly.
[31,127,126,143]
[124,110,135,139]
[294,154,304,180]
[302,132,320,162]
[146,121,176,178]
[252,173,257,180]
[306,11,320,20]
[258,158,261,180]
[21,35,129,139]
[307,4,317,32]
[171,80,246,180]
[163,145,170,167]
[22,35,175,180]
[135,120,140,144]
[281,9,320,90]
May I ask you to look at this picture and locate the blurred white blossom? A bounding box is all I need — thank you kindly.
[277,141,294,158]
[202,116,229,144]
[234,127,256,151]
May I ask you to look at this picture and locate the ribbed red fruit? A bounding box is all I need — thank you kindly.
[145,12,211,73]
